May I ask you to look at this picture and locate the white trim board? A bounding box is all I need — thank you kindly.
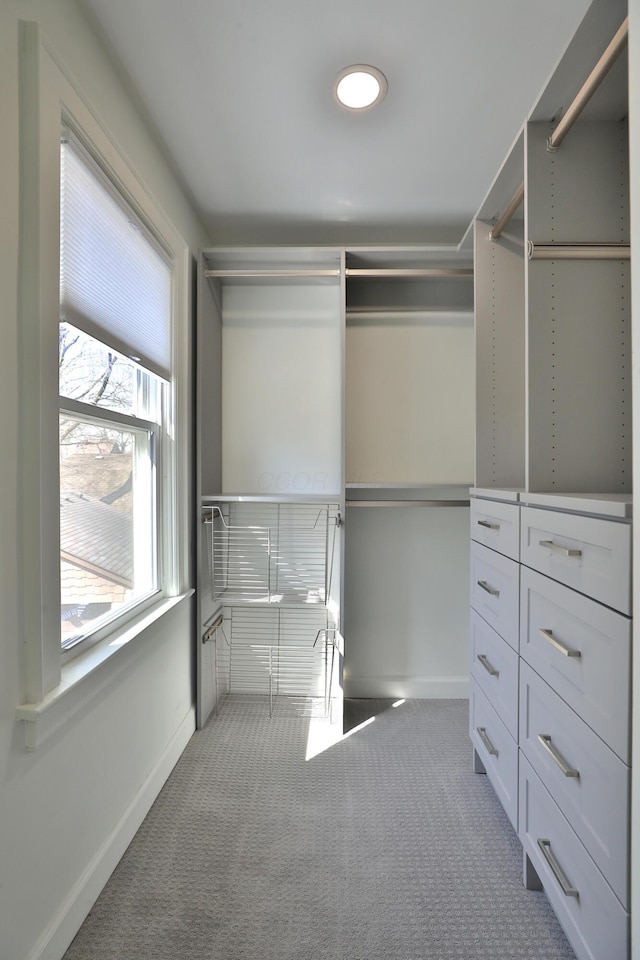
[344,677,469,700]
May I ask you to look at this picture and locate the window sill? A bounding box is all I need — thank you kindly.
[16,592,194,751]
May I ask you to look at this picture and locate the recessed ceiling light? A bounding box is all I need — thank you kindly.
[334,65,387,110]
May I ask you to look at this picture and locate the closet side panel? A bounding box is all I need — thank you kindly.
[197,271,223,728]
[198,274,223,494]
[474,219,526,489]
[221,284,343,495]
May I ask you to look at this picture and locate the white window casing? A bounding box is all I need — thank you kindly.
[16,21,192,743]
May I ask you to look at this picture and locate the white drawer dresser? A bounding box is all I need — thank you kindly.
[470,489,632,960]
[469,490,521,829]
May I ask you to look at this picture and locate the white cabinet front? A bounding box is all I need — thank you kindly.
[470,609,519,740]
[520,566,631,762]
[470,678,518,830]
[519,662,630,908]
[520,507,631,615]
[520,755,629,960]
[470,541,519,649]
[470,497,520,560]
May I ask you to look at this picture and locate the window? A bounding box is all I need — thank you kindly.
[58,132,173,655]
[17,25,190,718]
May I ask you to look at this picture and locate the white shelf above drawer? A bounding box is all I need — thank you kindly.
[520,566,631,762]
[521,492,632,520]
[520,506,631,615]
[470,487,522,503]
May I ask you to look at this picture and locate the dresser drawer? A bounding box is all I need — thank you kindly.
[520,755,628,960]
[520,662,629,908]
[470,541,519,647]
[520,507,631,615]
[470,609,519,739]
[470,497,520,561]
[470,678,518,831]
[520,566,631,762]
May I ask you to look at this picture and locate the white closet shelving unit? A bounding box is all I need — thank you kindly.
[196,247,344,724]
[196,242,478,717]
[468,2,631,958]
[344,247,475,699]
[472,3,629,496]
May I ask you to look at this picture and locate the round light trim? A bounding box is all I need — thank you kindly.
[335,65,387,110]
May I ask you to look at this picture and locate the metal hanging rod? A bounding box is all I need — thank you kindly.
[547,17,629,152]
[528,241,630,261]
[346,499,470,508]
[205,267,473,279]
[345,267,473,278]
[204,268,341,279]
[346,306,474,315]
[489,182,525,241]
[202,612,224,645]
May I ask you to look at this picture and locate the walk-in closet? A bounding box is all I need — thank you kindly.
[196,2,634,958]
[7,1,640,959]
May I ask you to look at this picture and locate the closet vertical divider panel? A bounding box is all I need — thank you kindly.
[474,211,526,491]
[470,138,526,826]
[196,266,223,728]
[526,119,630,493]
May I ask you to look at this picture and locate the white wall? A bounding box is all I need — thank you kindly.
[343,308,474,697]
[344,503,470,698]
[346,313,475,484]
[0,3,208,958]
[629,4,640,957]
[222,283,343,495]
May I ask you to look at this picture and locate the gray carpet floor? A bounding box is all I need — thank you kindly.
[63,698,576,960]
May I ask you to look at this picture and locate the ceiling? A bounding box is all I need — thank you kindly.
[81,0,594,248]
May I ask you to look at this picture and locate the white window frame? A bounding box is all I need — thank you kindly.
[16,22,192,739]
[58,394,161,658]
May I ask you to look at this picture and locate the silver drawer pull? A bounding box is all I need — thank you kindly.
[537,839,579,898]
[538,734,580,778]
[539,628,581,658]
[477,519,500,530]
[477,726,499,757]
[477,580,500,597]
[538,539,582,558]
[477,653,499,677]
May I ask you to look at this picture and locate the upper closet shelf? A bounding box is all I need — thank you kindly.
[346,483,470,500]
[345,267,472,279]
[202,493,342,506]
[202,246,343,285]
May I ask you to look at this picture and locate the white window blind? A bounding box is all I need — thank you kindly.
[60,135,173,380]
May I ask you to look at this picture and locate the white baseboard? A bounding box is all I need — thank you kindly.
[344,676,469,699]
[29,707,196,960]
